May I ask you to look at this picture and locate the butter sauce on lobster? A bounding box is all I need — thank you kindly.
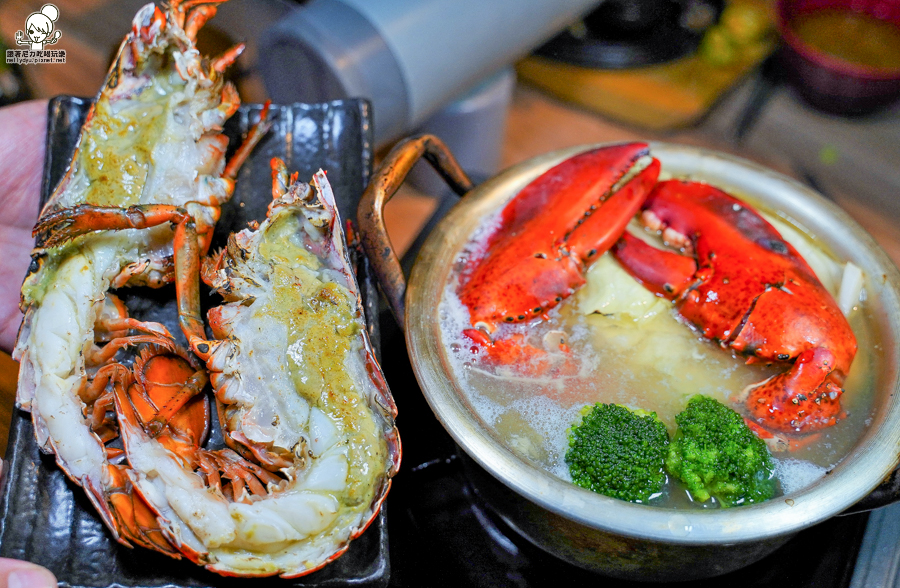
[28,147,400,574]
[106,160,400,576]
[13,0,270,551]
[457,142,858,438]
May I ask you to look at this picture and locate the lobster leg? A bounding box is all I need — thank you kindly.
[34,204,192,249]
[210,449,282,500]
[210,44,245,75]
[105,464,181,556]
[94,294,131,341]
[95,317,172,340]
[183,5,217,40]
[174,217,206,345]
[222,101,271,180]
[86,333,177,365]
[80,363,128,405]
[169,221,256,463]
[227,427,295,471]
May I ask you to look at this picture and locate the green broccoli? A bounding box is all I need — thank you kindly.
[665,395,775,507]
[565,403,669,503]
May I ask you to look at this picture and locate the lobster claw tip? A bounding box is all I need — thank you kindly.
[741,348,844,435]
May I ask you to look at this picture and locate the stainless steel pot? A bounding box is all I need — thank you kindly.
[358,135,900,581]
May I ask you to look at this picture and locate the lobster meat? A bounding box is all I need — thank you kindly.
[35,159,398,577]
[458,142,660,367]
[107,159,399,577]
[13,0,267,556]
[612,179,857,434]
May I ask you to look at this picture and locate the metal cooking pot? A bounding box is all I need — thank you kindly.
[358,135,900,581]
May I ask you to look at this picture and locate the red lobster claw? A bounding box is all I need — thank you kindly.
[613,179,857,435]
[459,142,659,331]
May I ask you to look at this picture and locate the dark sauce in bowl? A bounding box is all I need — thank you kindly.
[776,0,900,113]
[792,9,900,71]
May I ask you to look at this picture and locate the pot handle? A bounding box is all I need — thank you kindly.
[358,134,474,332]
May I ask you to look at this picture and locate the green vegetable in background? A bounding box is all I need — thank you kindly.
[698,0,773,67]
[720,1,770,45]
[565,403,669,503]
[699,27,738,67]
[666,395,776,507]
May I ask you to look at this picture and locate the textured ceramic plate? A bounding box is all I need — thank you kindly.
[0,97,389,588]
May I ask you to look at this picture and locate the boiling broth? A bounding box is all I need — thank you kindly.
[439,201,878,509]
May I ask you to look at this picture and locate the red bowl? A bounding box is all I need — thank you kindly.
[776,0,900,114]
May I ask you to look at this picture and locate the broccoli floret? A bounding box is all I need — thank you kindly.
[666,395,775,507]
[565,403,669,503]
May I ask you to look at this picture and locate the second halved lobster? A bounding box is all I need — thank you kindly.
[39,159,400,576]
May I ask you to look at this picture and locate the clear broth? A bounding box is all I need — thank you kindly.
[439,207,879,509]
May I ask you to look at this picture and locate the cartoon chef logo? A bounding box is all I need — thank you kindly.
[15,4,62,51]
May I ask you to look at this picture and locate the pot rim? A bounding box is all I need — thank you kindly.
[404,141,900,545]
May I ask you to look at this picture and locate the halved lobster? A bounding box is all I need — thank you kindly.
[458,142,660,367]
[13,0,274,570]
[612,179,857,434]
[34,158,400,576]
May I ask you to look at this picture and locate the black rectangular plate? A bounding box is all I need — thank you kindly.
[0,96,388,588]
